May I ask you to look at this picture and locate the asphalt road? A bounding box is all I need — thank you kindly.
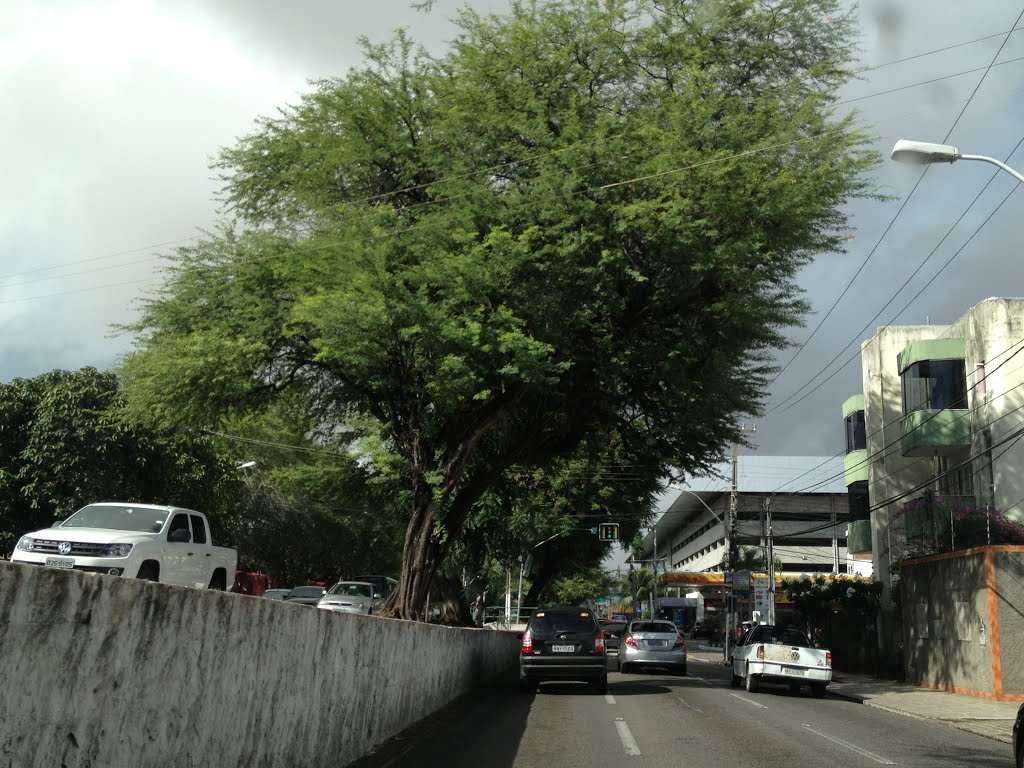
[348,655,1013,768]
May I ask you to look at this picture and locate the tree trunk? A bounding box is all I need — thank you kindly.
[429,570,475,626]
[389,475,442,620]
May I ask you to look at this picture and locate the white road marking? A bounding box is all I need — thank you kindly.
[605,694,617,704]
[802,724,896,765]
[685,675,713,686]
[677,696,704,714]
[729,693,768,709]
[614,718,641,756]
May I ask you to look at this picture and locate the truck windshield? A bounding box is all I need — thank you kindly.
[60,505,167,533]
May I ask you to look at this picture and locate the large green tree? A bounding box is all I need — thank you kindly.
[120,0,876,619]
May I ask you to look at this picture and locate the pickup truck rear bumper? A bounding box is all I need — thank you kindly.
[747,661,831,684]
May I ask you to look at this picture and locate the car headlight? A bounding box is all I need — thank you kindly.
[99,543,133,557]
[16,537,35,552]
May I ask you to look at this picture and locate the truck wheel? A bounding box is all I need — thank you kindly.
[745,666,760,693]
[788,683,801,695]
[136,563,159,582]
[811,683,827,699]
[208,571,227,591]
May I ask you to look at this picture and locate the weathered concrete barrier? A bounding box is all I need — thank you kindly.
[0,561,518,768]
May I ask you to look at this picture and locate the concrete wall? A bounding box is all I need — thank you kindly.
[0,561,519,768]
[901,545,1024,700]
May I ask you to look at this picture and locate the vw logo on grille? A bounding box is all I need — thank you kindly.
[58,541,73,555]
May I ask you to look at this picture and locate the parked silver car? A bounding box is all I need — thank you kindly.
[618,619,687,676]
[317,581,382,615]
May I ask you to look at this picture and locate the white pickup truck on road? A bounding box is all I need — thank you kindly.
[11,502,237,590]
[731,624,831,698]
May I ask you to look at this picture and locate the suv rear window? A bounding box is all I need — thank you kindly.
[529,610,597,636]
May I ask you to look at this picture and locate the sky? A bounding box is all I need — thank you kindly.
[5,0,1024,469]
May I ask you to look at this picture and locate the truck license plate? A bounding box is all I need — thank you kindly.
[552,645,575,653]
[44,557,75,569]
[783,667,806,676]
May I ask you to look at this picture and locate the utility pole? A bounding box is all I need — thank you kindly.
[831,494,840,575]
[653,526,658,619]
[725,439,738,661]
[766,496,776,625]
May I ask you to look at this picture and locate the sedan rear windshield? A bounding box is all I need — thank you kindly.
[630,622,677,634]
[529,612,597,635]
[288,587,327,598]
[60,504,167,532]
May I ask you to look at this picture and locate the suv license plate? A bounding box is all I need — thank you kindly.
[552,644,575,653]
[44,557,75,569]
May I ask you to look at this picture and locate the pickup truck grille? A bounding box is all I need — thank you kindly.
[30,539,107,556]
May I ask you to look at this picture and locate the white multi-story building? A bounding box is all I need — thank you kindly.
[842,297,1024,671]
[639,455,862,579]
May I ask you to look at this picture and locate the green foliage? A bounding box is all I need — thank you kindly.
[781,574,883,630]
[734,546,782,574]
[550,567,614,605]
[118,0,878,617]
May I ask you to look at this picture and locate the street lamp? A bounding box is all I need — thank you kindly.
[890,139,1024,184]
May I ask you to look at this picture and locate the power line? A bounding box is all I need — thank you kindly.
[767,136,1024,414]
[767,8,1024,400]
[9,48,1024,294]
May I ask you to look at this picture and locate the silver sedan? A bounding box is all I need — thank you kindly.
[618,620,687,676]
[317,581,381,615]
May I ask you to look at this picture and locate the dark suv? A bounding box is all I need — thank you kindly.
[519,606,608,694]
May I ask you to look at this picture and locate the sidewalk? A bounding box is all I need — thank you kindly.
[688,643,1020,744]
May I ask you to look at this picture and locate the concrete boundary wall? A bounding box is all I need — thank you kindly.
[0,561,519,768]
[901,545,1024,701]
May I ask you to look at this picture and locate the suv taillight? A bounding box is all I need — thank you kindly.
[522,630,533,654]
[624,635,638,648]
[756,644,765,660]
[825,651,832,667]
[594,632,606,654]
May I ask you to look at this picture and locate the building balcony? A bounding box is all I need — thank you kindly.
[899,409,971,457]
[844,450,868,485]
[847,520,872,555]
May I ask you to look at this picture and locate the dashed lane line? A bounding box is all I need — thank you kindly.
[802,724,896,765]
[729,693,769,709]
[677,696,705,714]
[615,718,642,756]
[605,694,616,704]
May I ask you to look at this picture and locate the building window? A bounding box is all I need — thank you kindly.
[901,359,967,413]
[848,480,869,521]
[845,410,866,453]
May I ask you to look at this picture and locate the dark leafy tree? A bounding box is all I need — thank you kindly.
[119,0,877,619]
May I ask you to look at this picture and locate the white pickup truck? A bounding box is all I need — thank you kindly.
[11,502,237,590]
[731,624,831,698]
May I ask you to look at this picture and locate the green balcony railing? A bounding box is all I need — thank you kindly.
[847,520,872,554]
[900,409,971,457]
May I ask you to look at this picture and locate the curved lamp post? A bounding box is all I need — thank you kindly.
[890,139,1024,184]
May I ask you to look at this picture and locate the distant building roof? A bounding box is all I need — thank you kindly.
[656,454,846,514]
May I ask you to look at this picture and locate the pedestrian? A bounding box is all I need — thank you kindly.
[473,594,484,627]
